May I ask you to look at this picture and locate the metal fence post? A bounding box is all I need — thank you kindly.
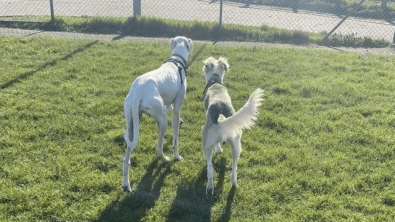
[133,0,141,17]
[381,0,387,9]
[49,0,55,22]
[218,0,223,38]
[323,0,365,41]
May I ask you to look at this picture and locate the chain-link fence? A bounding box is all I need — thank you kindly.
[1,0,395,43]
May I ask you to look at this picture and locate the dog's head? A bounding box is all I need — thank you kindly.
[202,57,229,84]
[170,36,193,60]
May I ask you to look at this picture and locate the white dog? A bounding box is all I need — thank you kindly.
[201,57,264,194]
[122,36,193,192]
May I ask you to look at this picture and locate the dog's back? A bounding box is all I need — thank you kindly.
[204,84,234,124]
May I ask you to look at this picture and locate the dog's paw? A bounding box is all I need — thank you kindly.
[231,172,238,187]
[206,185,214,195]
[122,185,132,193]
[174,154,183,161]
[162,155,171,163]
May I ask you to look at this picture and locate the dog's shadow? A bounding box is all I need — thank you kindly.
[99,138,237,221]
[97,157,171,222]
[167,156,237,222]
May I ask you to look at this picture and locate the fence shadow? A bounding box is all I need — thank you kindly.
[188,43,207,70]
[97,157,172,222]
[0,40,99,90]
[166,156,227,221]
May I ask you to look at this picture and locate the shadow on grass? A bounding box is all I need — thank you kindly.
[0,40,99,90]
[0,17,223,40]
[167,157,236,221]
[96,156,236,221]
[97,157,172,222]
[216,186,237,222]
[188,43,208,70]
[1,16,390,47]
[0,17,310,45]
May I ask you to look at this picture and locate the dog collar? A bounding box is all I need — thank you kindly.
[171,54,188,68]
[166,54,188,85]
[203,74,223,97]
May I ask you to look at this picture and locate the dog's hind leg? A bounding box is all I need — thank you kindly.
[202,124,220,194]
[171,102,184,161]
[229,134,242,187]
[122,96,140,192]
[122,131,136,192]
[204,144,214,195]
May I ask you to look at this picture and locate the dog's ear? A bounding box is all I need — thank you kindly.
[218,57,229,72]
[203,57,215,72]
[170,38,177,50]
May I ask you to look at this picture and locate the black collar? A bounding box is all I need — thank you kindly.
[167,54,188,70]
[173,54,188,68]
[203,74,223,97]
[166,54,188,85]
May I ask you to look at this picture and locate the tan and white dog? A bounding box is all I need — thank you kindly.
[122,36,193,192]
[202,57,264,194]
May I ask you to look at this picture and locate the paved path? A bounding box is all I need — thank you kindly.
[0,0,394,42]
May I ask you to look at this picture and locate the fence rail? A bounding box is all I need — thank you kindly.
[1,0,395,43]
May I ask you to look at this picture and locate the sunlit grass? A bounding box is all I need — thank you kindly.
[1,35,395,221]
[0,15,391,47]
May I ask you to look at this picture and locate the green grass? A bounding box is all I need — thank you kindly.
[0,15,390,48]
[1,34,395,221]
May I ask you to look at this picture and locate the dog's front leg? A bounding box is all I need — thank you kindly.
[155,106,171,163]
[214,143,223,153]
[144,96,171,162]
[167,104,183,125]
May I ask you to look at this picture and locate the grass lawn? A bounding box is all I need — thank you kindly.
[1,34,395,221]
[0,15,390,48]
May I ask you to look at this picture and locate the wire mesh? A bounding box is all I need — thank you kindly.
[0,0,395,43]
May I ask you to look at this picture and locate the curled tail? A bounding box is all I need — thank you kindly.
[123,93,142,149]
[218,88,264,140]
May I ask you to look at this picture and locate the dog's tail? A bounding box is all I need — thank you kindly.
[123,92,142,149]
[218,88,264,140]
